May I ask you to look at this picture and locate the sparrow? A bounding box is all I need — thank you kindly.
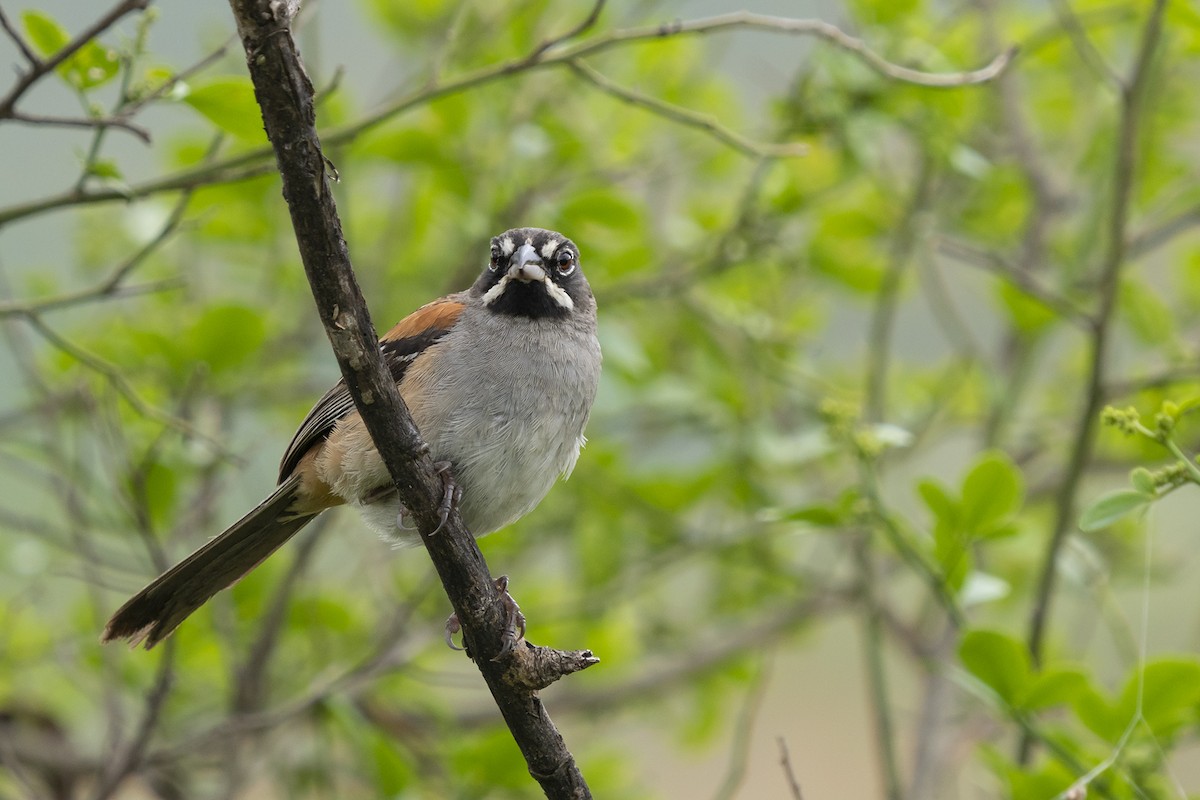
[102,227,602,649]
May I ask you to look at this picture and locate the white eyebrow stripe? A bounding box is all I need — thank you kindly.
[499,236,515,256]
[540,239,560,260]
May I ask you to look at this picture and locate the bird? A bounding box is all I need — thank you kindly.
[102,227,602,649]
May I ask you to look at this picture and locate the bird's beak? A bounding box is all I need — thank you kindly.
[508,243,547,283]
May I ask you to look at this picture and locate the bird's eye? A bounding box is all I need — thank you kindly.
[555,249,576,276]
[489,245,502,271]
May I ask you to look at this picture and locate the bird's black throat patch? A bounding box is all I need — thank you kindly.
[486,281,573,319]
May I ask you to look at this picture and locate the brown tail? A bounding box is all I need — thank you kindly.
[102,475,317,649]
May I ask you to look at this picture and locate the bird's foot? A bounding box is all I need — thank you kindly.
[444,575,527,658]
[429,460,461,536]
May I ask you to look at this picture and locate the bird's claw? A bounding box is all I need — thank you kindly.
[429,460,461,536]
[443,575,527,658]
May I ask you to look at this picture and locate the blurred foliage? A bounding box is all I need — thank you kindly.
[2,0,1200,798]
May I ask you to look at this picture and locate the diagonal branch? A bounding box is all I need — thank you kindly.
[552,12,1015,87]
[566,59,806,159]
[223,1,596,797]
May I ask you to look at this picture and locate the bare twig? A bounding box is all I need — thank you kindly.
[566,59,806,159]
[853,538,903,800]
[710,660,772,800]
[1127,202,1200,259]
[0,135,218,318]
[865,155,935,423]
[778,737,805,800]
[0,4,40,66]
[122,36,235,117]
[1047,0,1122,91]
[936,237,1093,327]
[554,12,1015,87]
[6,110,151,142]
[0,0,151,117]
[530,0,608,59]
[89,640,176,800]
[233,521,327,713]
[20,314,234,458]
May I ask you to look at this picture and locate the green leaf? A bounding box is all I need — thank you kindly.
[21,11,69,58]
[960,451,1023,534]
[21,11,118,91]
[1079,489,1152,532]
[85,159,123,181]
[959,629,1031,707]
[781,504,842,526]
[63,40,119,90]
[1071,682,1126,742]
[1120,278,1176,346]
[188,304,267,373]
[140,460,177,530]
[996,282,1057,336]
[1019,666,1088,711]
[1119,658,1200,738]
[917,479,958,529]
[182,77,266,141]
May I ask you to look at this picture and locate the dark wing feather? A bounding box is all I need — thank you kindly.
[277,298,466,482]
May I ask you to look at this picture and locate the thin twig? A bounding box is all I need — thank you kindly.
[710,659,773,800]
[0,136,217,318]
[567,59,806,159]
[1047,0,1123,91]
[553,12,1015,88]
[233,521,326,713]
[6,110,151,142]
[530,0,608,59]
[936,236,1093,327]
[1020,0,1167,763]
[123,36,235,117]
[778,737,805,800]
[864,155,935,423]
[0,0,151,117]
[0,4,40,66]
[1127,202,1200,259]
[89,641,176,800]
[21,313,234,458]
[854,537,903,800]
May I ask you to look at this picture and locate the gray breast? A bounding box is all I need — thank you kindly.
[402,306,601,535]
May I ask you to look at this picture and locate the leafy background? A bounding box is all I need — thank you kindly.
[2,0,1200,798]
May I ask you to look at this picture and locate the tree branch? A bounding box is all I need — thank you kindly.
[1019,0,1167,764]
[565,59,806,159]
[5,110,151,142]
[223,1,595,796]
[0,9,1011,229]
[0,4,40,66]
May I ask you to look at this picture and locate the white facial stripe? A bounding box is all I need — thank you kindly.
[499,236,515,257]
[543,279,575,310]
[482,275,511,306]
[540,239,560,261]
